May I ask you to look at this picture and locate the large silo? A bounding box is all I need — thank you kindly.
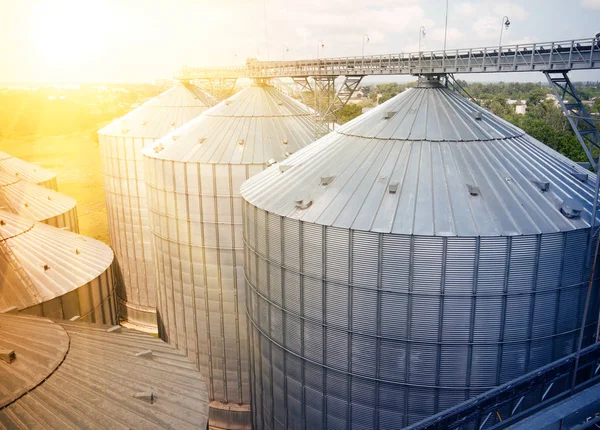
[0,171,79,232]
[240,77,600,428]
[99,83,215,332]
[0,151,58,190]
[0,313,209,429]
[0,210,117,323]
[142,82,319,429]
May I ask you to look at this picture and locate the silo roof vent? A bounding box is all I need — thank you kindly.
[266,159,277,167]
[0,349,16,363]
[238,139,245,146]
[388,181,400,194]
[569,171,588,182]
[283,139,288,145]
[383,111,397,120]
[295,199,313,209]
[198,137,206,144]
[320,176,336,186]
[133,392,155,404]
[467,184,481,196]
[133,349,153,358]
[284,151,293,158]
[473,112,483,121]
[532,179,550,192]
[560,198,584,219]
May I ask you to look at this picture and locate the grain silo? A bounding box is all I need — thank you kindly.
[240,77,600,428]
[0,171,79,232]
[0,312,209,429]
[142,82,319,429]
[99,82,215,332]
[0,151,57,190]
[0,209,117,323]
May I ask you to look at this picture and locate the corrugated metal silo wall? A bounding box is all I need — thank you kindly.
[243,202,599,429]
[145,157,261,426]
[99,134,157,329]
[41,207,80,233]
[18,261,119,324]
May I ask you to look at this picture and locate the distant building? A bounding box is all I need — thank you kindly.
[516,104,527,115]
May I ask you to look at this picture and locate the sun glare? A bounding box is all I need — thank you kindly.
[31,0,107,68]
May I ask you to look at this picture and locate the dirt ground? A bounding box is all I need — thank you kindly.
[0,128,109,244]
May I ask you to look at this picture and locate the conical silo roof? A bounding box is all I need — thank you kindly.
[145,82,316,164]
[0,171,78,231]
[0,210,116,323]
[99,83,216,139]
[0,151,57,190]
[0,313,209,429]
[241,78,597,237]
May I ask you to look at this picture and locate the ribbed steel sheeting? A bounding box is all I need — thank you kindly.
[0,313,209,429]
[0,171,78,232]
[98,83,214,332]
[0,151,57,190]
[240,78,600,428]
[0,210,117,323]
[142,83,318,429]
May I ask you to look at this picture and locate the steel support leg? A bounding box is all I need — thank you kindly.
[445,74,478,104]
[544,71,600,171]
[200,78,238,101]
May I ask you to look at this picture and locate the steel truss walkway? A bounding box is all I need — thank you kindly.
[179,38,600,79]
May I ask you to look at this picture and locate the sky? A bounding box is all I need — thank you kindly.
[1,0,600,84]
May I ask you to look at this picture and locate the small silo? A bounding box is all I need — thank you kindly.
[0,210,117,323]
[142,82,319,429]
[0,171,79,232]
[240,77,600,428]
[0,151,58,190]
[99,82,215,332]
[0,313,209,429]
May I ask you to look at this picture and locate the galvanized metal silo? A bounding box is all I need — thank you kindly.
[142,82,319,429]
[0,313,209,429]
[0,209,118,323]
[98,83,215,332]
[0,171,79,232]
[240,77,600,428]
[0,151,58,190]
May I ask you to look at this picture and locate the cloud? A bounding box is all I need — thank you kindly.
[455,2,477,17]
[492,2,528,20]
[581,0,600,9]
[429,27,465,46]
